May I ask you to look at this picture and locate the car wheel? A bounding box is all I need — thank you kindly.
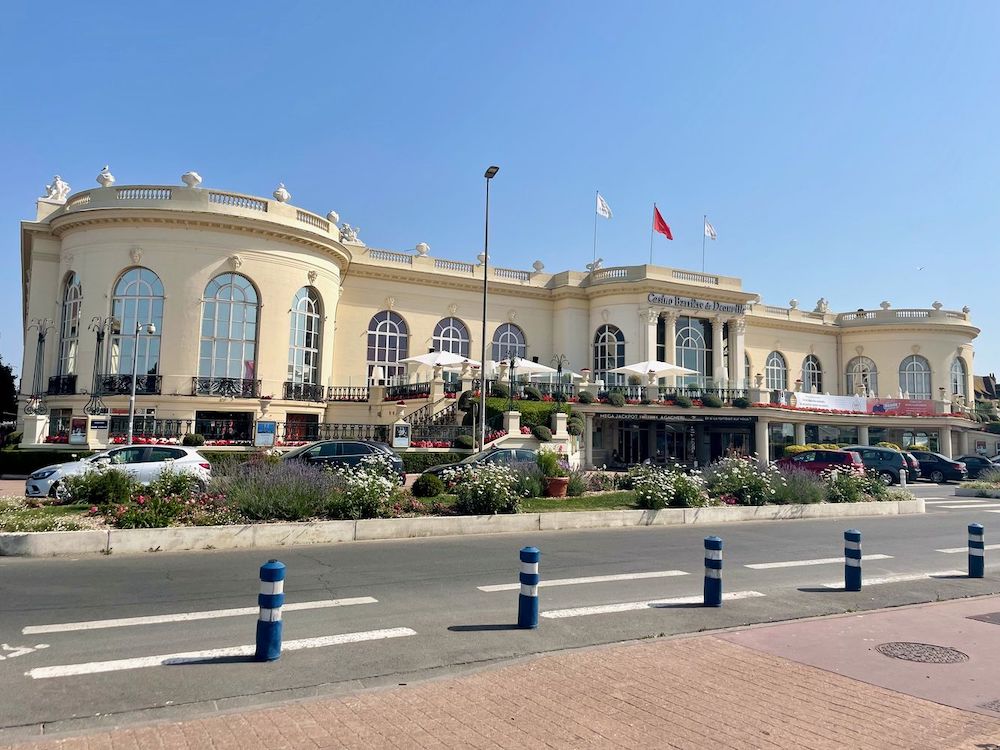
[877,470,895,486]
[930,470,945,484]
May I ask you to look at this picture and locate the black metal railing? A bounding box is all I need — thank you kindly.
[46,374,77,395]
[443,380,462,395]
[282,381,325,402]
[192,377,261,398]
[384,382,431,401]
[327,385,370,402]
[307,423,390,443]
[108,417,194,439]
[98,373,162,395]
[411,425,473,443]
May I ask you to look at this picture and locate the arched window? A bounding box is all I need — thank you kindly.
[675,317,710,387]
[765,351,787,391]
[433,317,470,358]
[899,355,931,399]
[57,273,82,375]
[801,355,822,393]
[108,268,164,377]
[288,287,322,385]
[492,323,526,361]
[846,356,878,396]
[199,273,259,381]
[367,310,409,383]
[950,357,967,398]
[593,324,625,386]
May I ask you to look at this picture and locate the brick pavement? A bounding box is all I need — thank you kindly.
[6,634,1000,750]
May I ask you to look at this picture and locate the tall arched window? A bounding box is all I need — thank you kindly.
[899,355,931,399]
[846,356,878,396]
[108,268,164,378]
[199,273,260,382]
[288,287,322,385]
[801,355,822,393]
[675,317,710,387]
[593,324,625,386]
[57,273,82,375]
[950,357,967,398]
[433,317,470,358]
[765,351,788,391]
[491,323,526,361]
[367,310,409,383]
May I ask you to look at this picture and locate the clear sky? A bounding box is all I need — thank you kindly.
[2,2,998,381]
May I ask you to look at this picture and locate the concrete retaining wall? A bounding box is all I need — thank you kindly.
[0,499,924,557]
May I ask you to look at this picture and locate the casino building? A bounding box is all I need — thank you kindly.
[16,171,996,466]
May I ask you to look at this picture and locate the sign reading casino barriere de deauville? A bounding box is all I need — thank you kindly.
[647,293,746,315]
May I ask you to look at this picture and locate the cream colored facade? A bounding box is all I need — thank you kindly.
[16,176,983,460]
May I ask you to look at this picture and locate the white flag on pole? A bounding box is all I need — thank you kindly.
[704,217,717,240]
[596,192,613,219]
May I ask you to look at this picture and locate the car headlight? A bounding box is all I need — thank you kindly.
[30,469,57,480]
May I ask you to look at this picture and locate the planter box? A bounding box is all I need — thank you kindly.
[956,486,1000,498]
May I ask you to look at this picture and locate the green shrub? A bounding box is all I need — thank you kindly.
[4,432,22,447]
[513,463,544,498]
[701,394,723,408]
[199,450,254,467]
[732,397,751,408]
[627,374,643,386]
[453,435,475,450]
[578,390,595,404]
[877,441,902,451]
[182,433,206,446]
[532,424,553,442]
[453,464,521,514]
[523,385,542,401]
[411,473,445,498]
[553,391,568,403]
[628,465,710,509]
[536,448,567,477]
[566,468,586,497]
[62,467,139,506]
[400,452,466,473]
[977,467,1000,485]
[566,418,584,436]
[333,456,403,519]
[772,468,827,504]
[458,390,476,411]
[704,457,784,506]
[490,382,510,399]
[674,395,693,408]
[784,444,810,456]
[608,392,626,407]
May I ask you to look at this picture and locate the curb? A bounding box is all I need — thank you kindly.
[0,499,924,557]
[956,486,1000,498]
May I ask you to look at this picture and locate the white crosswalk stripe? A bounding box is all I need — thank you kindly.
[745,554,892,570]
[819,570,965,589]
[541,591,765,619]
[478,570,688,592]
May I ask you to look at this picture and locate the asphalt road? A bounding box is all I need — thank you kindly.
[2,482,999,741]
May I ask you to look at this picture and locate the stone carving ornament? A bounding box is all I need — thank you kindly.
[97,166,115,187]
[130,247,143,265]
[273,183,291,202]
[182,171,203,188]
[42,175,70,202]
[340,223,360,243]
[307,270,318,285]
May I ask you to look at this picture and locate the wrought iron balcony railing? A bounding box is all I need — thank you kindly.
[46,374,77,395]
[192,377,261,398]
[282,381,326,402]
[98,373,162,395]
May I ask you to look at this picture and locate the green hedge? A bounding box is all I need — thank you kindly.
[400,452,466,473]
[0,449,96,476]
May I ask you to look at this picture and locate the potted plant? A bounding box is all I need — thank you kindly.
[537,449,570,498]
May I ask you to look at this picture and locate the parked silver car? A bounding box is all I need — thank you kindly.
[25,445,211,499]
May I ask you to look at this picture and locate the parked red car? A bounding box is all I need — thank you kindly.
[775,449,865,475]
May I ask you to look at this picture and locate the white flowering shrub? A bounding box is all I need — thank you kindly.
[452,463,521,515]
[820,467,887,503]
[627,465,711,509]
[332,454,404,519]
[703,456,784,506]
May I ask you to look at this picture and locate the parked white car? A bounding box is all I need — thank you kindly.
[25,445,211,500]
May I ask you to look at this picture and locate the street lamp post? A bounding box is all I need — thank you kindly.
[127,321,156,445]
[479,165,499,452]
[24,318,54,415]
[85,316,120,416]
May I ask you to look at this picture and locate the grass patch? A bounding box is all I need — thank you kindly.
[0,497,92,532]
[522,491,637,513]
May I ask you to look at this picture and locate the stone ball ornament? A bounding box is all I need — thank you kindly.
[182,171,203,188]
[96,166,115,187]
[273,183,291,202]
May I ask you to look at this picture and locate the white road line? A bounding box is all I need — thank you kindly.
[22,597,378,635]
[923,499,963,504]
[745,554,892,570]
[919,497,948,501]
[939,504,1000,510]
[478,570,689,592]
[820,570,965,589]
[540,590,765,619]
[25,627,416,679]
[937,543,1000,554]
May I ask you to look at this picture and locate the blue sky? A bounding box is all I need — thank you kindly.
[2,2,998,380]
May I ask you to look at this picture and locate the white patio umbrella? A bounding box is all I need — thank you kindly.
[611,360,698,381]
[399,351,480,369]
[490,356,558,376]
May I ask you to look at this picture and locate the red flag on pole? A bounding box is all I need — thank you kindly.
[653,205,673,240]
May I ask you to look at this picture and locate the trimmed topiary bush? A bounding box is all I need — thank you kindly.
[566,418,584,436]
[702,394,723,408]
[182,433,206,446]
[490,382,509,399]
[523,385,543,401]
[608,392,626,407]
[454,434,475,450]
[532,424,553,441]
[627,374,642,386]
[578,390,595,404]
[732,396,751,408]
[411,473,445,498]
[458,390,476,412]
[674,395,693,408]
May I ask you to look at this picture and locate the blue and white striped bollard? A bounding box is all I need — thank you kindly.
[518,546,540,629]
[969,523,985,579]
[255,559,285,661]
[704,536,723,607]
[844,529,862,591]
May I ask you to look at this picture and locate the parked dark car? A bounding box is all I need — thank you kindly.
[902,452,922,483]
[956,455,996,479]
[421,447,539,479]
[774,449,864,476]
[280,440,405,482]
[908,451,968,483]
[840,445,909,485]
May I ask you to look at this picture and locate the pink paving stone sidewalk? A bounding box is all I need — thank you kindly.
[5,634,1000,750]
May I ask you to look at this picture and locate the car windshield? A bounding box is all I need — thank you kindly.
[458,450,495,465]
[281,443,314,459]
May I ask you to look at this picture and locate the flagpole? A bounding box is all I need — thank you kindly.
[593,190,599,263]
[649,203,655,264]
[702,214,707,273]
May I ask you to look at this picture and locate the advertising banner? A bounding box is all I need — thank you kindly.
[867,398,936,416]
[791,393,867,412]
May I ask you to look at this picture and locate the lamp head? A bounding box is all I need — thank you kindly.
[147,323,156,335]
[484,165,499,179]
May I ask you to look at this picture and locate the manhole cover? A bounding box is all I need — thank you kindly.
[875,642,969,663]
